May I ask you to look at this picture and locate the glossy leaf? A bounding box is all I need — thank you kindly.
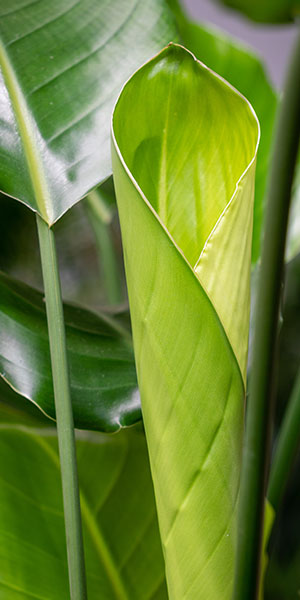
[112,44,259,598]
[213,0,299,23]
[0,0,177,224]
[0,423,167,599]
[167,0,277,262]
[0,272,140,431]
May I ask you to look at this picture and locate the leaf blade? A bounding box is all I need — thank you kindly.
[0,272,140,431]
[0,0,177,223]
[112,44,259,598]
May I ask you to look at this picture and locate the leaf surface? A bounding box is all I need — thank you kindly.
[166,3,277,262]
[0,0,177,224]
[0,272,140,431]
[0,424,167,599]
[112,44,259,598]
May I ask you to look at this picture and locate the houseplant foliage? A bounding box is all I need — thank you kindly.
[0,0,299,598]
[112,43,259,598]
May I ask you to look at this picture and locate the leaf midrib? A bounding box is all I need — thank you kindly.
[0,38,51,222]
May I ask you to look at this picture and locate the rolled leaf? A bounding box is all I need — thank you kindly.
[0,424,167,599]
[0,272,140,431]
[167,0,277,262]
[112,44,259,598]
[0,0,177,224]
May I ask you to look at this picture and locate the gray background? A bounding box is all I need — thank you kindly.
[183,0,298,89]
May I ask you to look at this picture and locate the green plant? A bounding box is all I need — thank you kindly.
[0,0,299,599]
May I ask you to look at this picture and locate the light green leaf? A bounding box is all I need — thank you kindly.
[0,272,140,432]
[0,424,167,599]
[212,0,299,23]
[112,44,259,598]
[0,0,177,224]
[167,0,277,262]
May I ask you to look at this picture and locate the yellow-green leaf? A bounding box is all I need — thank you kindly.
[112,44,259,598]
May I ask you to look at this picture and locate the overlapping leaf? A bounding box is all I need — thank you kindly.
[0,422,167,599]
[112,44,259,598]
[0,272,140,431]
[0,0,177,224]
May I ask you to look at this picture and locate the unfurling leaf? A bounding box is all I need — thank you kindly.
[166,0,277,262]
[112,44,259,598]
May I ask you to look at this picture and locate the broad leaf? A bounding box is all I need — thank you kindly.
[0,0,177,224]
[0,272,140,431]
[112,44,259,598]
[213,0,299,23]
[167,0,277,263]
[0,424,167,599]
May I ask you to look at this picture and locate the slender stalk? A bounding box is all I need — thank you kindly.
[86,190,122,305]
[233,32,300,600]
[36,214,87,600]
[268,366,300,512]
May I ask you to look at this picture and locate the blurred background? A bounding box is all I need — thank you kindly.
[184,0,298,88]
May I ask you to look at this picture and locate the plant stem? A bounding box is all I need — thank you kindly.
[233,32,300,600]
[267,366,300,512]
[86,190,122,305]
[36,214,87,600]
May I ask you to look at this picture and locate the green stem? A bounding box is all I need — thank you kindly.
[36,214,87,600]
[233,32,300,600]
[86,190,122,305]
[267,366,300,512]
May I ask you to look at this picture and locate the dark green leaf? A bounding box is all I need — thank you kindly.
[0,272,140,431]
